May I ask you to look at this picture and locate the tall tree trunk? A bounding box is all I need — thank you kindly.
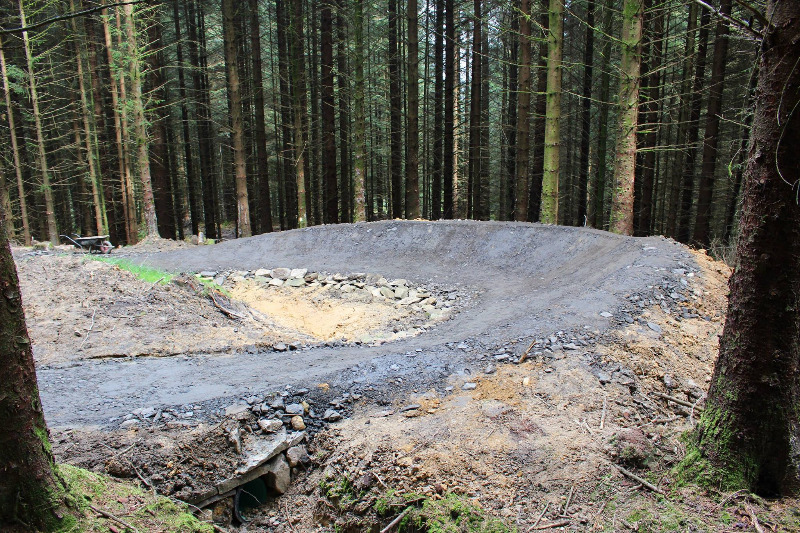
[692,0,732,247]
[677,7,710,244]
[337,2,351,223]
[69,0,104,237]
[84,13,118,244]
[680,0,800,495]
[290,0,309,226]
[540,0,563,224]
[103,4,137,244]
[353,0,367,222]
[503,7,518,221]
[19,0,58,245]
[276,0,296,228]
[250,0,274,233]
[0,219,70,529]
[443,0,455,218]
[0,36,31,245]
[321,0,338,224]
[589,2,612,229]
[577,0,594,226]
[123,3,159,238]
[388,0,403,218]
[609,0,643,235]
[529,5,548,222]
[468,0,482,219]
[635,0,663,236]
[431,0,444,220]
[187,0,218,239]
[479,12,490,220]
[405,0,420,219]
[174,0,200,237]
[147,19,177,240]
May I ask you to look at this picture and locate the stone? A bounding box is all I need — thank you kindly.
[225,404,251,419]
[595,371,612,385]
[663,374,677,390]
[264,454,291,495]
[394,286,409,299]
[258,419,284,433]
[390,279,408,287]
[120,419,139,429]
[254,268,271,277]
[285,278,306,287]
[340,284,355,293]
[270,396,286,410]
[562,343,579,350]
[462,382,477,391]
[271,268,291,280]
[400,404,421,412]
[647,322,662,333]
[380,287,396,299]
[290,268,308,279]
[285,403,304,416]
[214,275,227,286]
[599,311,613,318]
[133,407,157,418]
[290,416,306,431]
[269,278,284,287]
[484,365,496,374]
[227,427,242,454]
[365,273,382,285]
[286,445,310,468]
[323,409,343,421]
[199,271,218,278]
[273,343,288,352]
[613,428,652,468]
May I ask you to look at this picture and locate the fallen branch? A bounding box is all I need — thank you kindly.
[380,507,411,533]
[561,484,575,516]
[611,464,665,496]
[531,519,570,530]
[531,502,549,529]
[208,291,248,320]
[653,392,704,412]
[745,504,765,533]
[517,338,537,364]
[78,308,97,350]
[599,395,607,430]
[89,504,138,532]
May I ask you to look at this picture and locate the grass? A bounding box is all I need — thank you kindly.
[59,464,213,532]
[86,256,174,284]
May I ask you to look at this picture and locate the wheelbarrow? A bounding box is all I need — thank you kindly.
[60,234,113,254]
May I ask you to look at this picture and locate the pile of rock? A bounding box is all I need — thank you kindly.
[196,268,457,320]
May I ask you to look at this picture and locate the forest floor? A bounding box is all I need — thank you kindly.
[15,220,800,532]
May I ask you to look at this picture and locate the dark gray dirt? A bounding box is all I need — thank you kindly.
[38,220,694,428]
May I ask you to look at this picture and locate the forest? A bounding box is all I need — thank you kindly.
[0,0,762,250]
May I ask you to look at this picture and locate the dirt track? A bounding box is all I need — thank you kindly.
[37,220,694,428]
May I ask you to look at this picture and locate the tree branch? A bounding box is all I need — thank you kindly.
[691,0,764,40]
[0,1,151,36]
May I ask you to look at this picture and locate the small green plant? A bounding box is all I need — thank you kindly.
[387,492,515,533]
[88,256,174,284]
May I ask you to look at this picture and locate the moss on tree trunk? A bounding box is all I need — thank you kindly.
[0,213,73,529]
[678,0,800,496]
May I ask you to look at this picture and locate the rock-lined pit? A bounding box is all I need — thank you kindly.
[201,267,456,345]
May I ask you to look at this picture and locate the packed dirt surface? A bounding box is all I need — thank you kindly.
[27,220,800,531]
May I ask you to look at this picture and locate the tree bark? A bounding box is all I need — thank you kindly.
[0,215,70,529]
[250,0,274,233]
[337,2,351,223]
[577,0,594,227]
[609,0,643,235]
[321,0,338,224]
[123,3,159,238]
[353,0,367,222]
[467,0,482,219]
[0,36,31,245]
[406,0,420,219]
[692,0,732,247]
[680,0,800,496]
[589,3,613,229]
[388,0,402,218]
[19,0,59,245]
[540,0,563,224]
[290,0,309,226]
[443,0,455,219]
